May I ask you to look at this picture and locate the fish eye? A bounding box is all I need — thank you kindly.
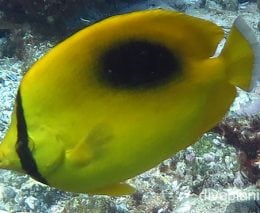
[99,40,182,89]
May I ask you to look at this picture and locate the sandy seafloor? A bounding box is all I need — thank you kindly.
[0,0,260,212]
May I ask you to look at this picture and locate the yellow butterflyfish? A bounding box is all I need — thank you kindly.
[0,9,259,196]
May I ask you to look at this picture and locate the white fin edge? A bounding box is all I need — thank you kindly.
[234,16,260,90]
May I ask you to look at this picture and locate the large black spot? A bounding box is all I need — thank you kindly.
[100,40,182,89]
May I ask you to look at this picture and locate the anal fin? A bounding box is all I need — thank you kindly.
[88,182,136,196]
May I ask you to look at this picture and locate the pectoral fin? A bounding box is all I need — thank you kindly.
[66,124,113,167]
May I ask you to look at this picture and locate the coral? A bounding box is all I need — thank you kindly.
[213,115,260,187]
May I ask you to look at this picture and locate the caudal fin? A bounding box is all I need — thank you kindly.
[221,16,260,91]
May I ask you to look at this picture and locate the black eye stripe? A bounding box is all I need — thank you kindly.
[99,40,182,89]
[16,89,48,184]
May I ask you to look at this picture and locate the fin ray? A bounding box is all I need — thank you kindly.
[66,125,113,167]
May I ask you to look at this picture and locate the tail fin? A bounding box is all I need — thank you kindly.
[221,16,260,91]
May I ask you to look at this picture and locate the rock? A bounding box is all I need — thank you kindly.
[174,196,197,213]
[233,172,247,188]
[2,186,16,202]
[226,200,260,212]
[224,0,239,11]
[24,196,38,210]
[206,0,223,10]
[258,21,260,32]
[203,153,216,163]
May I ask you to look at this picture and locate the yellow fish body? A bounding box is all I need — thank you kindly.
[0,10,259,195]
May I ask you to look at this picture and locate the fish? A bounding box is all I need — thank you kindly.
[0,9,259,196]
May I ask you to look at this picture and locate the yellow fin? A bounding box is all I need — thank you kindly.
[66,124,113,167]
[221,16,260,91]
[88,182,135,196]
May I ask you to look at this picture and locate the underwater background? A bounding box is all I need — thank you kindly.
[0,0,259,212]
